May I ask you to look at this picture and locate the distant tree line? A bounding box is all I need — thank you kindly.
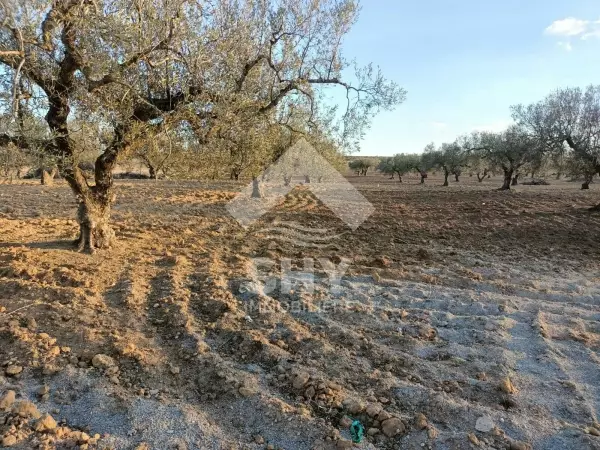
[371,85,600,208]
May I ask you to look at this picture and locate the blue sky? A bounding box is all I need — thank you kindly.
[342,0,600,156]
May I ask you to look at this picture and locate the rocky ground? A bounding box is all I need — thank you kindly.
[0,174,599,449]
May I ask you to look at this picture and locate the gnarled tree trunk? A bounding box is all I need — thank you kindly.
[511,173,519,186]
[443,169,449,186]
[500,168,513,190]
[454,173,460,182]
[74,194,115,253]
[581,173,594,190]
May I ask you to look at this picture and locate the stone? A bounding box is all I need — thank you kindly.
[37,385,50,396]
[588,427,600,436]
[336,439,354,449]
[510,441,532,450]
[500,377,517,394]
[339,416,353,428]
[366,403,382,417]
[1,435,17,447]
[475,416,494,433]
[0,390,16,410]
[34,413,57,431]
[367,427,379,436]
[238,386,257,397]
[468,432,480,445]
[253,435,265,444]
[345,399,364,415]
[428,426,439,439]
[12,400,41,419]
[292,372,310,389]
[5,365,22,376]
[92,354,116,369]
[381,417,405,437]
[415,413,428,429]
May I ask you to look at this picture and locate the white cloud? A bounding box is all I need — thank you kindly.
[557,41,573,52]
[545,17,589,37]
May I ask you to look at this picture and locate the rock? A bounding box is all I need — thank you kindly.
[377,410,392,421]
[510,441,532,450]
[428,426,439,439]
[500,377,517,394]
[476,372,488,381]
[170,365,180,375]
[345,399,364,415]
[468,432,480,445]
[12,400,41,419]
[37,385,50,396]
[292,372,310,389]
[305,386,316,398]
[588,427,600,436]
[381,417,405,437]
[336,439,354,449]
[1,435,17,447]
[415,413,428,430]
[0,390,16,410]
[253,435,265,444]
[367,427,379,436]
[238,386,257,397]
[91,354,116,369]
[5,365,22,377]
[475,416,494,433]
[34,413,57,431]
[366,403,382,417]
[339,416,353,428]
[134,443,150,450]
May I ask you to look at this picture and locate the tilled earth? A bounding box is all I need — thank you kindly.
[0,175,599,450]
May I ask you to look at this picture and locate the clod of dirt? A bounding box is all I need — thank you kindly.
[0,390,16,410]
[468,432,480,445]
[510,440,533,450]
[415,412,428,430]
[238,386,257,397]
[1,435,17,447]
[292,372,310,389]
[91,353,116,369]
[33,413,58,431]
[428,427,439,439]
[12,400,41,419]
[4,365,22,377]
[588,427,600,436]
[500,377,517,394]
[381,417,405,437]
[365,403,382,417]
[475,415,494,432]
[343,398,365,415]
[336,439,354,449]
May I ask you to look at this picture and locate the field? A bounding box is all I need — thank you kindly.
[0,174,600,450]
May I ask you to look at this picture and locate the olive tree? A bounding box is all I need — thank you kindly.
[466,127,544,190]
[512,85,600,195]
[0,0,404,252]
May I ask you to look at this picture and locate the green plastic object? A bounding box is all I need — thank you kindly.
[350,420,364,443]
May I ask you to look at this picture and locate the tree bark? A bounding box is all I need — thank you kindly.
[511,174,519,186]
[420,173,426,184]
[251,177,264,198]
[454,173,459,182]
[148,164,157,180]
[74,195,115,253]
[500,169,513,190]
[443,170,449,186]
[581,173,593,189]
